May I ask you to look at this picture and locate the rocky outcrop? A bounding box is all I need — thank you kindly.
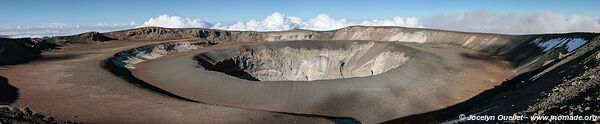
[46,32,114,44]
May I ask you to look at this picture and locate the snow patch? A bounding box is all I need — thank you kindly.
[531,37,588,52]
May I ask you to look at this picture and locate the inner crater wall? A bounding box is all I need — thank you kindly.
[194,41,411,81]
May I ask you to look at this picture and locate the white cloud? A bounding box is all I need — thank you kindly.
[139,12,422,31]
[2,10,600,38]
[47,23,67,28]
[95,22,137,28]
[301,14,350,30]
[302,14,422,30]
[138,14,212,28]
[129,21,137,26]
[95,22,116,27]
[1,23,133,38]
[220,11,597,33]
[420,10,600,34]
[214,12,303,31]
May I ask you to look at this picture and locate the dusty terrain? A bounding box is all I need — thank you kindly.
[1,26,599,123]
[0,39,332,123]
[384,34,600,123]
[131,40,512,123]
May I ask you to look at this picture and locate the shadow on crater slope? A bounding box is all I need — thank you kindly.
[0,76,19,105]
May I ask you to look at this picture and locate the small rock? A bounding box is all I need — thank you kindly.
[24,108,33,116]
[32,113,45,118]
[585,107,591,111]
[0,107,10,112]
[10,107,21,113]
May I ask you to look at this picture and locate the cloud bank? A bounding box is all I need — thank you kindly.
[140,12,421,31]
[0,23,133,38]
[421,10,600,34]
[138,10,600,34]
[2,10,600,38]
[225,13,421,31]
[138,14,212,28]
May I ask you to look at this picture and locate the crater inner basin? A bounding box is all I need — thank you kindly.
[194,41,411,81]
[130,40,512,123]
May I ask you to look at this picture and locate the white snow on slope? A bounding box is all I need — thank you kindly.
[531,37,587,52]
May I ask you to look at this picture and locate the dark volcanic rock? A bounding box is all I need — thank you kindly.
[0,106,74,124]
[46,31,114,45]
[0,75,18,105]
[0,38,59,65]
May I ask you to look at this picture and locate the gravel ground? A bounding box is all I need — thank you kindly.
[384,35,600,123]
[1,106,75,124]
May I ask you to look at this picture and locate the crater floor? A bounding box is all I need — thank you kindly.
[0,39,331,123]
[132,40,513,123]
[9,26,592,123]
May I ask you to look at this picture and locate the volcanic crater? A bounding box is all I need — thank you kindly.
[2,26,599,124]
[194,41,411,81]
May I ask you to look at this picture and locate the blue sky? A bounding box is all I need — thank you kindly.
[1,0,598,26]
[1,0,600,37]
